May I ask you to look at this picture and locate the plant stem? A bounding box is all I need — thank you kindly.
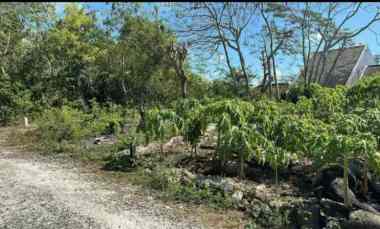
[363,157,369,196]
[275,154,279,187]
[145,135,150,145]
[160,142,164,157]
[343,156,352,208]
[240,151,245,178]
[129,143,134,158]
[217,128,223,173]
[275,165,278,187]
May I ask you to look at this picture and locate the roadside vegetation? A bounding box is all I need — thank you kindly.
[7,75,380,228]
[2,3,380,229]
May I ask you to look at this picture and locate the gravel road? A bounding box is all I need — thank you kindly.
[0,147,204,229]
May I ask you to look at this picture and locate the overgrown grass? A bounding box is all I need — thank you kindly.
[144,165,234,209]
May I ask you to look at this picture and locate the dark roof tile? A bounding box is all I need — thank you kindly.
[305,45,365,87]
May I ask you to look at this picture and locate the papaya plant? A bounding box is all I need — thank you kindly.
[315,132,378,208]
[174,98,206,155]
[228,123,255,178]
[356,135,378,196]
[182,107,207,156]
[201,99,254,173]
[144,108,182,156]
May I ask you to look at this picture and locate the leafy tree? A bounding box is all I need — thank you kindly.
[104,13,175,129]
[45,3,102,110]
[0,3,53,123]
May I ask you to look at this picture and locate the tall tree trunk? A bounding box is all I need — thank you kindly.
[266,56,272,98]
[307,39,324,87]
[301,21,308,87]
[261,51,268,93]
[176,66,188,98]
[236,42,250,97]
[220,37,235,89]
[272,56,280,99]
[181,76,188,98]
[316,48,329,84]
[301,3,312,88]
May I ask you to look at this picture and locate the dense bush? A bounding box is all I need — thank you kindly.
[36,106,90,144]
[287,83,347,120]
[286,84,314,103]
[347,75,380,108]
[34,103,129,153]
[0,86,35,125]
[88,100,125,135]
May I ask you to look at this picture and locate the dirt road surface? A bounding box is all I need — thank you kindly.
[0,129,205,229]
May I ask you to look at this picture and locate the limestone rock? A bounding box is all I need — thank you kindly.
[232,190,243,203]
[164,136,185,152]
[222,178,236,194]
[180,169,196,185]
[343,210,380,229]
[329,178,378,214]
[320,198,349,219]
[254,184,271,202]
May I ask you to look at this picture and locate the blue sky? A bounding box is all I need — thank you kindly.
[54,2,380,85]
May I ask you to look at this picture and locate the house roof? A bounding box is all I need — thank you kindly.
[363,64,380,78]
[305,45,366,87]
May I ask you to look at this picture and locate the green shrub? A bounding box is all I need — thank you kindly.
[103,152,138,171]
[287,83,347,120]
[88,100,125,135]
[0,88,35,125]
[362,108,380,145]
[286,83,312,103]
[172,184,233,209]
[148,167,181,191]
[36,105,91,144]
[347,75,380,108]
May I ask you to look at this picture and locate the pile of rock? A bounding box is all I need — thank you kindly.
[171,168,245,204]
[309,161,380,228]
[135,136,186,156]
[136,143,160,155]
[163,136,186,153]
[177,162,380,228]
